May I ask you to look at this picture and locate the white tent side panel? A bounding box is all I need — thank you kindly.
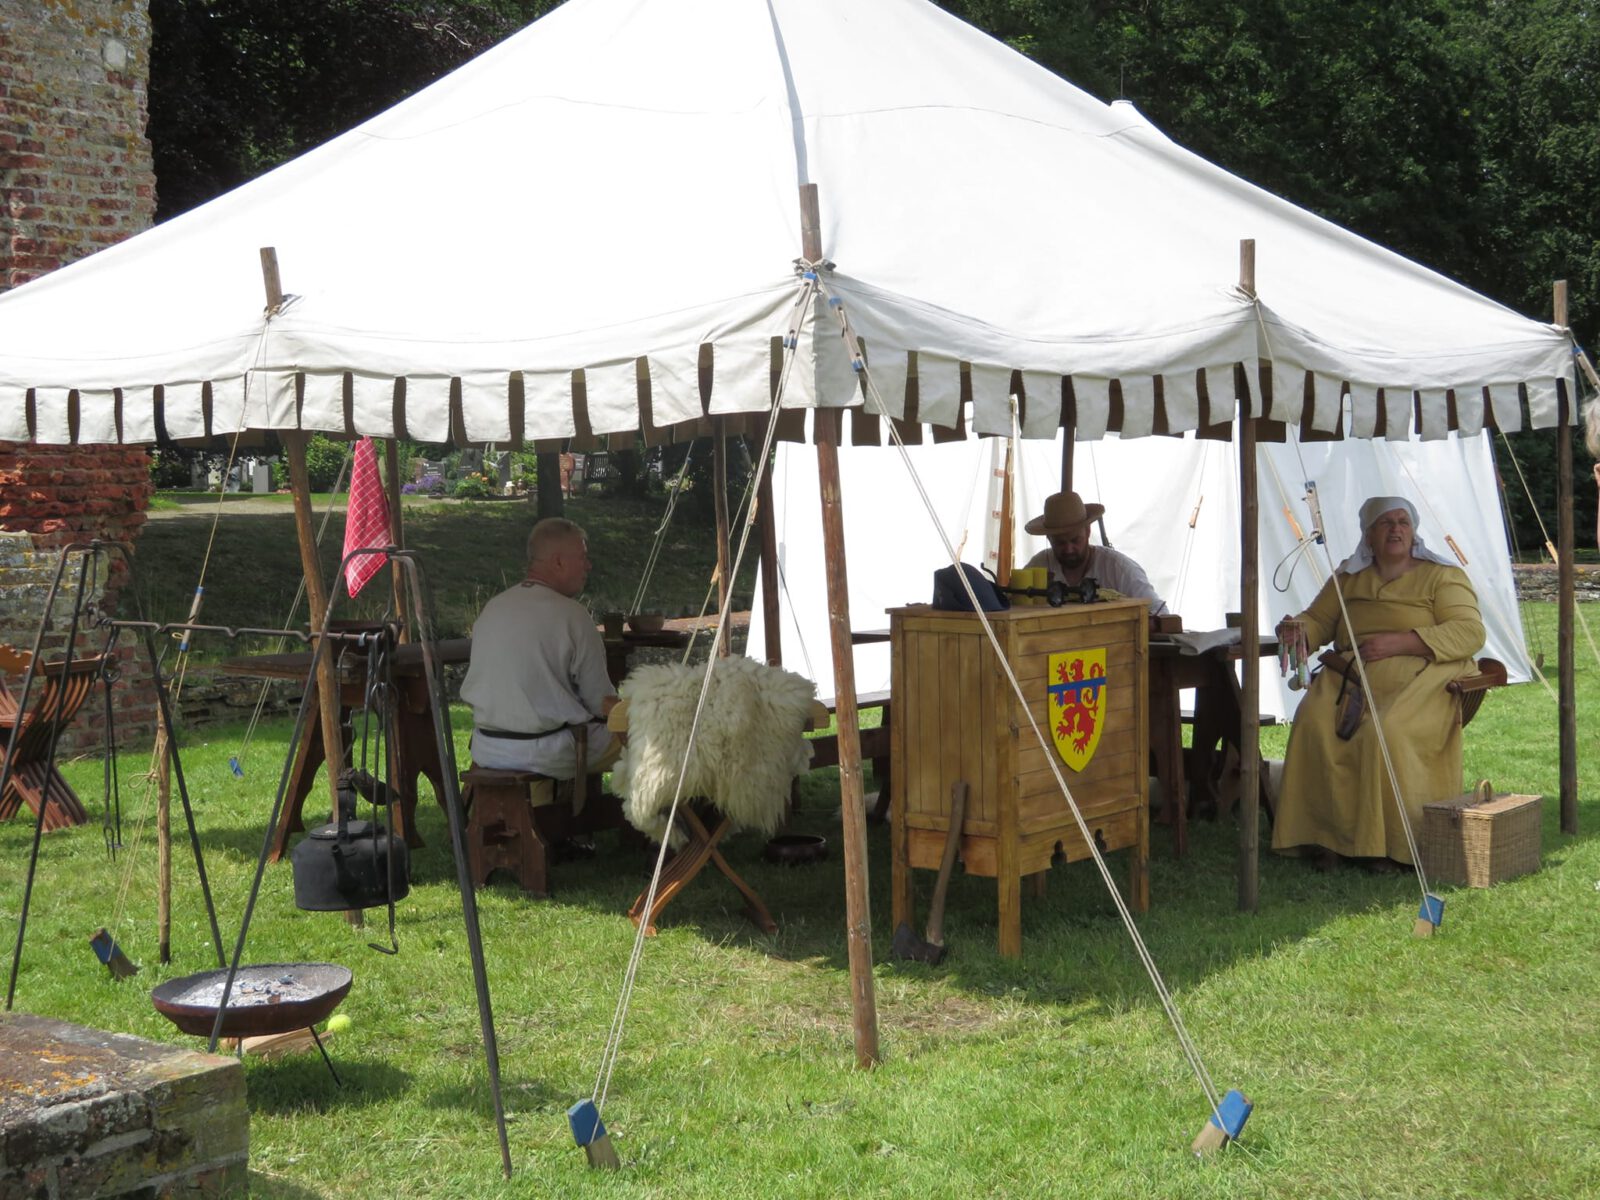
[751,431,1532,723]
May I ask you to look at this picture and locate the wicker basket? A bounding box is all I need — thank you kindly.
[1420,779,1541,888]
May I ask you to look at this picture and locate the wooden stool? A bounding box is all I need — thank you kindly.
[629,803,778,936]
[460,767,568,897]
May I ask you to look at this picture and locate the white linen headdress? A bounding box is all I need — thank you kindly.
[1335,495,1458,574]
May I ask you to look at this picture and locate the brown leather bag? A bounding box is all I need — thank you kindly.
[1318,651,1366,740]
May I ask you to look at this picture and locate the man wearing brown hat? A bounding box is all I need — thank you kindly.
[1023,490,1170,616]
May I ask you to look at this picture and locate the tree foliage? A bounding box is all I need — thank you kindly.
[147,0,555,220]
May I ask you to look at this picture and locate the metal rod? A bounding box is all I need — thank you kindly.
[389,549,513,1177]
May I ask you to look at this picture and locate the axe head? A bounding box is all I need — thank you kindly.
[891,921,947,965]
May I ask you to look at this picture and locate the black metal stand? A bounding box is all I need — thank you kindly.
[5,541,223,1009]
[206,547,512,1179]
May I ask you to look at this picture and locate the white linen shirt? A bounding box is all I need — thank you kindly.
[460,580,614,777]
[1026,544,1169,616]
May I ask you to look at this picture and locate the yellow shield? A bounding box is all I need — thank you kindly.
[1048,649,1108,771]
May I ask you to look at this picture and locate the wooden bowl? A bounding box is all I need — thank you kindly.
[627,613,666,634]
[763,833,828,866]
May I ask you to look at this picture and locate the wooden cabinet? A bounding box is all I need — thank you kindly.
[889,600,1149,957]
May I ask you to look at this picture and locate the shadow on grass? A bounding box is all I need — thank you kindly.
[244,1055,412,1115]
[246,1169,330,1200]
[403,771,1600,1021]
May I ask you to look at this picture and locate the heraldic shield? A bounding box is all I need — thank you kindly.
[1048,649,1108,771]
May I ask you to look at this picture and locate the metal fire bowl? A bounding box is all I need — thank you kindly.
[150,962,352,1039]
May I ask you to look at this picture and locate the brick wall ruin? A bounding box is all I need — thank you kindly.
[0,0,157,751]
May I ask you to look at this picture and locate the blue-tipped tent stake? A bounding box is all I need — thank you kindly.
[1413,892,1445,938]
[89,927,138,980]
[228,755,244,778]
[1191,1089,1253,1155]
[567,1099,620,1169]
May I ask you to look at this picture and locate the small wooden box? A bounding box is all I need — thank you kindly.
[1421,781,1541,888]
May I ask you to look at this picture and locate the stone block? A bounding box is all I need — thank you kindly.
[0,1012,248,1199]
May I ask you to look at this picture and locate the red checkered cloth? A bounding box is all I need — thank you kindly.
[342,437,392,597]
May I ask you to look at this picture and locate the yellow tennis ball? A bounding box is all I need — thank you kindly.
[326,1013,353,1034]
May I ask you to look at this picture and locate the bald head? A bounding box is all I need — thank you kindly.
[526,518,591,597]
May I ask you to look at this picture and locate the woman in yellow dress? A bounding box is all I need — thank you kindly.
[1271,496,1485,870]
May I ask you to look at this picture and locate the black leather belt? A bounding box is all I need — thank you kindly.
[477,726,564,740]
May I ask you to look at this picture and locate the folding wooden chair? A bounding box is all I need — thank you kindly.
[0,643,103,830]
[1448,657,1509,728]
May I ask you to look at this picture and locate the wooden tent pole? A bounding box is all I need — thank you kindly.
[1237,239,1261,912]
[1555,280,1578,833]
[801,183,880,1068]
[260,249,346,837]
[1060,428,1074,493]
[997,437,1014,586]
[384,438,409,643]
[757,458,783,666]
[713,418,732,657]
[283,432,348,824]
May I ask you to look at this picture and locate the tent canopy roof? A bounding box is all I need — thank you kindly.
[0,0,1573,448]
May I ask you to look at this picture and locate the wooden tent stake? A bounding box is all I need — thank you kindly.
[1554,280,1577,834]
[801,183,880,1068]
[1237,239,1261,912]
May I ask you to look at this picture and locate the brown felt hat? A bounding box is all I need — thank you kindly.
[1024,490,1104,536]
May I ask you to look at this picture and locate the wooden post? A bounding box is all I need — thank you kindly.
[1237,240,1261,912]
[1060,429,1074,494]
[713,418,732,657]
[997,438,1014,586]
[282,431,348,829]
[756,456,783,666]
[802,183,880,1068]
[259,249,345,848]
[536,450,564,518]
[155,723,171,965]
[384,438,408,643]
[1555,280,1578,834]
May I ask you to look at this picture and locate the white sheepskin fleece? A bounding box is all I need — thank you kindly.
[611,656,816,844]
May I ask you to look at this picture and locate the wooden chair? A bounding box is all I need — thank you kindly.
[1448,657,1509,727]
[0,643,102,830]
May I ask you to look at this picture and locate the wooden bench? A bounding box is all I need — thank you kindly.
[803,689,892,820]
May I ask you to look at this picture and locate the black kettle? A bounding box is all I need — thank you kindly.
[290,770,410,912]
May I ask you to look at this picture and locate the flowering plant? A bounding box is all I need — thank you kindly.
[401,473,445,496]
[452,471,495,500]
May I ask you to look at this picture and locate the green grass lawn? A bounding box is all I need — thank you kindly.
[4,594,1598,1197]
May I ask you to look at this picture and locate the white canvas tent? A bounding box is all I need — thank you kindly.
[753,431,1537,721]
[0,0,1581,1064]
[0,0,1572,442]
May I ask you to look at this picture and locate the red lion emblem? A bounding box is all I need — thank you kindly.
[1053,658,1104,752]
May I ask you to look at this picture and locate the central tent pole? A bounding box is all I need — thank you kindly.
[801,183,880,1068]
[1237,239,1261,913]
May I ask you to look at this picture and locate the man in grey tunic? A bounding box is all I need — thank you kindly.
[462,518,621,779]
[1023,490,1170,617]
